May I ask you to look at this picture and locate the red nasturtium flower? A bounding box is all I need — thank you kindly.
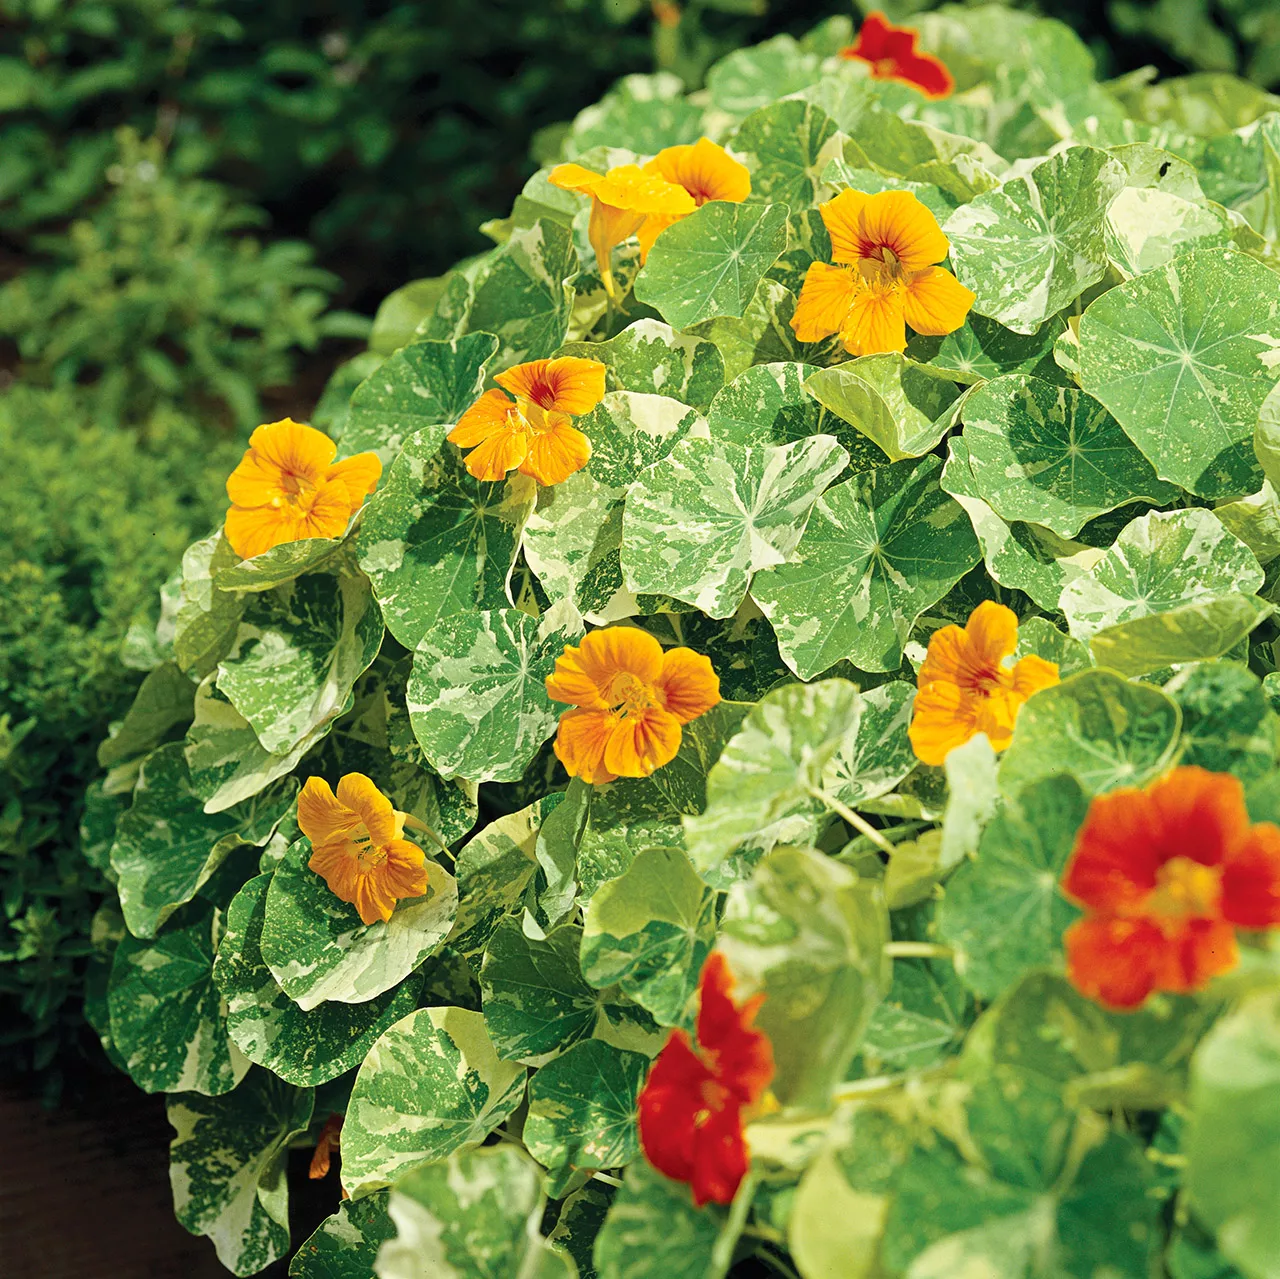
[223,418,381,561]
[297,773,430,926]
[545,627,720,784]
[638,952,775,1206]
[840,11,954,100]
[909,601,1058,766]
[448,356,607,487]
[1061,766,1280,1010]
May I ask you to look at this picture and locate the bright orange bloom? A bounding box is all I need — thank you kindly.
[548,161,695,297]
[1062,767,1280,1010]
[297,773,430,926]
[447,357,607,486]
[308,1113,343,1180]
[909,601,1058,766]
[638,952,775,1207]
[637,137,751,259]
[790,189,974,356]
[223,419,382,561]
[840,11,954,100]
[545,627,720,785]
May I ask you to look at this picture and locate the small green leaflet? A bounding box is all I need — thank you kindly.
[356,430,536,650]
[1078,247,1280,499]
[341,332,499,463]
[958,374,1179,537]
[634,201,790,330]
[290,1192,395,1279]
[621,434,848,619]
[214,874,422,1087]
[804,355,962,462]
[375,1144,570,1279]
[168,1070,315,1277]
[944,145,1126,334]
[998,669,1182,797]
[1059,508,1263,639]
[110,742,293,939]
[407,602,578,784]
[731,98,838,209]
[557,318,725,411]
[109,900,248,1096]
[684,680,860,874]
[719,845,890,1107]
[523,1039,648,1196]
[752,455,980,676]
[216,558,384,757]
[937,775,1087,1001]
[340,1006,527,1198]
[581,845,717,1027]
[260,837,457,1011]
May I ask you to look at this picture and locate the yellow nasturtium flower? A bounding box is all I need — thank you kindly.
[791,189,975,356]
[637,137,752,258]
[549,161,695,297]
[223,418,381,561]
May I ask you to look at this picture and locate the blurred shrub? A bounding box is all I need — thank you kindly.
[0,129,365,427]
[0,382,239,1092]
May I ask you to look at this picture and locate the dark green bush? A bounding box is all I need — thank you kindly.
[0,383,240,1092]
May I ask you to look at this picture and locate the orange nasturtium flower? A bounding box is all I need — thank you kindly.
[296,773,430,926]
[1062,767,1280,1010]
[309,1113,343,1180]
[637,137,752,258]
[909,601,1058,766]
[790,188,975,357]
[447,356,607,487]
[548,161,695,297]
[223,418,382,561]
[545,627,720,784]
[638,952,775,1206]
[840,11,954,100]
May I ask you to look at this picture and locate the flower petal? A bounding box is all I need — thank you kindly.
[790,261,859,343]
[449,389,517,448]
[645,137,751,206]
[690,1098,750,1207]
[496,357,607,415]
[247,419,337,480]
[603,705,683,778]
[637,1030,713,1189]
[908,679,976,766]
[297,776,359,845]
[1062,785,1165,912]
[1162,916,1239,993]
[590,164,697,216]
[696,952,774,1107]
[379,839,430,900]
[461,421,530,482]
[658,647,721,725]
[1064,915,1163,1010]
[326,452,383,508]
[1010,653,1060,701]
[1222,822,1280,929]
[308,841,362,905]
[554,707,619,784]
[1143,766,1251,870]
[839,281,907,356]
[857,191,950,273]
[519,419,592,486]
[903,266,976,336]
[964,600,1020,669]
[970,683,1023,753]
[224,504,293,561]
[549,627,666,706]
[335,773,397,846]
[226,448,288,509]
[547,163,605,195]
[818,190,872,266]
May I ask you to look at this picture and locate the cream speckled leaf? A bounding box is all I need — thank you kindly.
[216,558,384,757]
[683,679,860,875]
[407,604,578,784]
[558,318,725,410]
[705,34,822,116]
[110,741,294,938]
[621,433,848,619]
[634,201,790,330]
[1059,508,1263,640]
[998,669,1181,797]
[720,846,889,1108]
[581,845,716,1027]
[752,455,980,677]
[689,278,803,382]
[524,1039,648,1196]
[564,71,701,157]
[215,875,422,1086]
[97,660,194,770]
[168,1070,315,1277]
[375,1145,570,1279]
[1078,247,1280,499]
[906,313,1066,387]
[215,538,345,594]
[1103,186,1233,279]
[822,680,917,808]
[804,355,963,463]
[341,332,499,464]
[958,374,1179,537]
[173,532,246,681]
[706,361,830,447]
[731,97,838,209]
[290,1192,395,1279]
[944,146,1126,334]
[356,429,536,651]
[109,900,248,1095]
[341,1006,527,1198]
[260,837,457,1011]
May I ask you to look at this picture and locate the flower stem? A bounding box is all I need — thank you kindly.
[882,941,955,961]
[806,786,896,857]
[707,1166,760,1278]
[399,814,454,861]
[830,1074,901,1105]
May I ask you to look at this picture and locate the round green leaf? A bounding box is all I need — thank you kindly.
[1170,661,1279,781]
[214,538,346,594]
[290,1192,395,1279]
[731,98,838,208]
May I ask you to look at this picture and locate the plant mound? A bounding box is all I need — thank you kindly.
[91,7,1280,1278]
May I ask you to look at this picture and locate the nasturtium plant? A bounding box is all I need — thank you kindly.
[90,8,1280,1278]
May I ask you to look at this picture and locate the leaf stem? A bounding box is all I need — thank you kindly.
[706,1166,760,1278]
[400,813,454,860]
[753,1246,802,1279]
[591,1171,624,1188]
[882,941,955,961]
[830,1074,901,1105]
[807,786,896,857]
